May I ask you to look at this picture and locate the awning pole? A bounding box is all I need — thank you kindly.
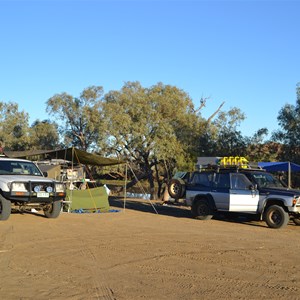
[123,163,128,212]
[288,161,291,188]
[70,147,75,208]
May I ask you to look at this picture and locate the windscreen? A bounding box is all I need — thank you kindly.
[0,160,43,176]
[250,172,286,188]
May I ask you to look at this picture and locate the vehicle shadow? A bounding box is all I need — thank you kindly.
[11,209,47,218]
[213,214,298,228]
[109,196,192,218]
[212,213,267,228]
[109,196,298,229]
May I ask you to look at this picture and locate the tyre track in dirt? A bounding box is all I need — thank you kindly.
[0,223,14,251]
[148,248,288,276]
[6,241,117,299]
[93,238,296,279]
[77,242,116,300]
[1,207,300,299]
[136,263,298,298]
[101,248,287,278]
[96,244,298,299]
[0,224,15,273]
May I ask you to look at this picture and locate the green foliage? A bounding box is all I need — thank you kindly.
[198,107,247,157]
[244,128,279,162]
[0,102,30,150]
[29,119,60,150]
[272,83,300,162]
[46,86,105,151]
[102,81,198,165]
[101,81,204,197]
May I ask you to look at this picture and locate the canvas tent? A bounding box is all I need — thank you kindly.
[258,161,300,188]
[4,147,125,212]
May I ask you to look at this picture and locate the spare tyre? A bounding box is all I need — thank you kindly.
[168,178,186,199]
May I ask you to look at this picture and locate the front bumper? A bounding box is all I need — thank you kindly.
[3,190,66,203]
[289,205,300,214]
[3,180,66,203]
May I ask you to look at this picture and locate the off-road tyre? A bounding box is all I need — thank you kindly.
[265,205,289,229]
[293,217,300,226]
[44,201,62,219]
[168,178,186,199]
[0,194,11,221]
[192,199,213,220]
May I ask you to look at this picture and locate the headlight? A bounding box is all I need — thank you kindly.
[55,183,65,193]
[294,196,300,205]
[11,182,27,192]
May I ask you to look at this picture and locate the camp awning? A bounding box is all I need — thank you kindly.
[258,161,300,188]
[258,161,300,172]
[4,147,124,166]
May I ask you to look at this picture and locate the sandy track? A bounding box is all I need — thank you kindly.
[0,197,299,299]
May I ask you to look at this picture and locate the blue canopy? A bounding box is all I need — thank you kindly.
[258,161,300,172]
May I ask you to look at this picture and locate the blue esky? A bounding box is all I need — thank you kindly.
[0,0,299,138]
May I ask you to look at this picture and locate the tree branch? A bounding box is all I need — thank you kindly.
[207,101,225,123]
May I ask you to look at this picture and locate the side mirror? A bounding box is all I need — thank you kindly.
[249,184,257,190]
[43,171,48,177]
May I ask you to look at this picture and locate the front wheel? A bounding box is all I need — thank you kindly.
[44,201,61,218]
[0,194,11,221]
[265,205,289,229]
[192,200,213,220]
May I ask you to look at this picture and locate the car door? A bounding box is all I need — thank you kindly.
[211,173,230,211]
[229,173,259,212]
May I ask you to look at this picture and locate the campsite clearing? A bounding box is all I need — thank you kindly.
[0,197,299,299]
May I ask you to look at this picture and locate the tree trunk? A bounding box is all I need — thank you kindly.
[144,157,156,200]
[125,172,148,189]
[154,159,164,198]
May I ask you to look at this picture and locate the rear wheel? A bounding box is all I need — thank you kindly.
[0,194,11,221]
[265,205,289,229]
[44,201,61,218]
[192,200,213,220]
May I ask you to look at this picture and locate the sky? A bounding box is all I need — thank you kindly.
[0,0,299,138]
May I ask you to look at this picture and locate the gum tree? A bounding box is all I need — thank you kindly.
[29,119,60,150]
[272,83,300,162]
[101,81,204,199]
[46,86,105,151]
[0,102,30,151]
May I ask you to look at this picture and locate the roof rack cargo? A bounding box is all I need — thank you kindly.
[196,156,264,172]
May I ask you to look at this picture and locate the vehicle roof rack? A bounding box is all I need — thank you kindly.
[196,157,267,173]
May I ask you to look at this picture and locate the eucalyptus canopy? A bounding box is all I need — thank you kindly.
[0,102,30,150]
[272,83,300,162]
[101,81,206,197]
[46,86,105,151]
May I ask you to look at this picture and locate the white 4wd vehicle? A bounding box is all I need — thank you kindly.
[0,157,66,220]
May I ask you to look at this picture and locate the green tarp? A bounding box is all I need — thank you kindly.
[67,187,110,212]
[4,147,124,166]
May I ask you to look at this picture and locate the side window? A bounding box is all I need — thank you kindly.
[191,173,211,187]
[230,173,252,190]
[214,173,230,189]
